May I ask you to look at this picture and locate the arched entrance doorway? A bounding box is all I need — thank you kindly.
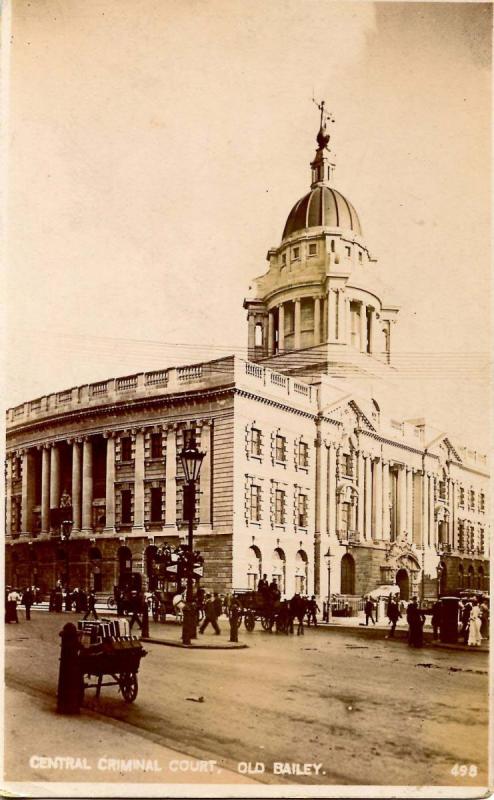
[247,545,262,590]
[295,550,308,595]
[272,548,286,595]
[88,547,102,592]
[117,546,138,590]
[340,553,355,595]
[396,568,410,601]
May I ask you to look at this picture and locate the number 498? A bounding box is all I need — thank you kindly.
[451,764,478,778]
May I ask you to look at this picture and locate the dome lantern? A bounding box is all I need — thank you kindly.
[310,99,336,189]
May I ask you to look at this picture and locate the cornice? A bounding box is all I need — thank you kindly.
[234,388,317,420]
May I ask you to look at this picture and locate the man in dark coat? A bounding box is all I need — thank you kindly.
[213,592,223,619]
[307,596,320,627]
[199,594,221,635]
[83,590,98,620]
[290,593,306,636]
[364,597,376,626]
[460,601,472,643]
[386,596,400,637]
[407,597,426,647]
[22,586,34,621]
[257,574,269,600]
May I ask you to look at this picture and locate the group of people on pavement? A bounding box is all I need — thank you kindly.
[459,596,489,646]
[5,585,40,623]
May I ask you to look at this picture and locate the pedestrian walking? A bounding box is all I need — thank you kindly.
[22,586,34,621]
[229,598,241,643]
[213,592,223,619]
[460,600,472,644]
[199,593,220,635]
[386,596,400,637]
[6,588,21,623]
[128,591,143,631]
[407,597,426,647]
[364,597,376,626]
[479,597,489,640]
[83,589,98,620]
[64,587,73,613]
[468,600,482,647]
[431,600,442,640]
[307,596,320,627]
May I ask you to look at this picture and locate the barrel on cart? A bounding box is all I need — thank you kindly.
[77,618,147,703]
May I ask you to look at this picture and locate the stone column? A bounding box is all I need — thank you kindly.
[364,455,372,539]
[165,427,177,526]
[314,297,321,345]
[278,304,285,352]
[327,444,337,536]
[5,454,12,538]
[199,422,212,525]
[451,481,456,550]
[429,475,436,547]
[329,290,338,342]
[397,466,406,538]
[21,450,35,534]
[71,439,82,533]
[373,458,383,539]
[268,312,275,355]
[104,434,115,531]
[345,296,351,345]
[422,472,429,547]
[369,309,376,354]
[357,452,365,536]
[406,468,413,541]
[41,446,50,534]
[133,429,145,530]
[360,303,367,353]
[294,299,301,350]
[49,445,61,530]
[382,461,390,540]
[247,313,256,360]
[81,438,93,532]
[322,296,328,342]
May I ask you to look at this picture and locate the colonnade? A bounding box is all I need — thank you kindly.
[248,294,382,357]
[7,422,213,537]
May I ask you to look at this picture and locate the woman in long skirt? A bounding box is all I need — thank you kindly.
[468,601,482,646]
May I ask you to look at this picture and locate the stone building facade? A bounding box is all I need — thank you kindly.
[5,115,490,602]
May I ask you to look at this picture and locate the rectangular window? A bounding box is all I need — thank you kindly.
[438,481,446,500]
[468,489,475,510]
[458,523,465,551]
[292,247,300,260]
[150,432,162,459]
[183,429,196,448]
[150,487,162,522]
[308,243,317,256]
[479,528,485,553]
[120,436,132,462]
[275,489,285,525]
[281,253,287,266]
[250,485,261,522]
[358,251,363,263]
[275,435,287,463]
[298,441,309,469]
[343,453,353,477]
[121,489,132,524]
[479,492,485,513]
[298,494,308,527]
[251,428,262,457]
[459,487,465,508]
[345,246,351,257]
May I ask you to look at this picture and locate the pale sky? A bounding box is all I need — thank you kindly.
[3,1,491,450]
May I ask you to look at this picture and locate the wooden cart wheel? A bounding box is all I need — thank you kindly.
[261,616,272,631]
[244,611,256,632]
[120,672,138,703]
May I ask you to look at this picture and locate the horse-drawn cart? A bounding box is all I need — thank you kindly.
[232,590,290,633]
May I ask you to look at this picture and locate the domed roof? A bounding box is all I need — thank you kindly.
[282,185,362,240]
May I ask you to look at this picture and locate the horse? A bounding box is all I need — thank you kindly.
[172,591,186,622]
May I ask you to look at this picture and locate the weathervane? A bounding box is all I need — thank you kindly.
[312,96,334,151]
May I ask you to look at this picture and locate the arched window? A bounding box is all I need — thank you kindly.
[272,548,286,595]
[458,564,464,589]
[295,550,308,595]
[247,545,262,590]
[118,546,132,577]
[341,553,356,595]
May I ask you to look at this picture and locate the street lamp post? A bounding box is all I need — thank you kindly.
[324,547,332,622]
[179,441,206,645]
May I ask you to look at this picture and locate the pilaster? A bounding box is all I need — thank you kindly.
[71,439,82,533]
[133,428,145,530]
[81,438,93,533]
[104,433,115,531]
[165,426,177,527]
[199,421,212,525]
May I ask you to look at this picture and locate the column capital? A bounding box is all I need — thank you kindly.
[102,430,116,439]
